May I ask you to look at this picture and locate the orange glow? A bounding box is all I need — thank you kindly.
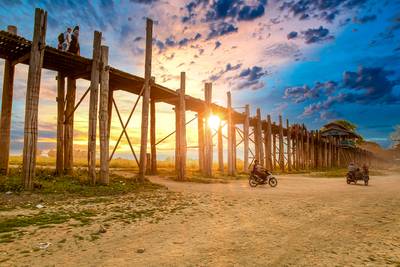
[208,115,221,131]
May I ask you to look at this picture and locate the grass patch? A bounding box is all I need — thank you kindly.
[166,170,248,184]
[306,168,387,178]
[0,210,97,233]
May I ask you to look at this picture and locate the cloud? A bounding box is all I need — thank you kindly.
[287,31,298,39]
[208,63,242,82]
[234,66,267,90]
[207,22,238,39]
[293,66,400,118]
[204,0,267,22]
[302,26,333,44]
[353,15,377,24]
[214,41,222,49]
[279,0,367,23]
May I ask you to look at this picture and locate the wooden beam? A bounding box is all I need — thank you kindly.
[176,72,187,180]
[11,52,30,67]
[278,115,284,171]
[55,73,65,175]
[243,104,250,173]
[88,31,102,185]
[197,112,205,172]
[272,123,277,170]
[138,18,153,181]
[22,8,47,190]
[286,119,291,172]
[0,26,17,175]
[99,46,110,185]
[204,83,213,177]
[64,77,76,174]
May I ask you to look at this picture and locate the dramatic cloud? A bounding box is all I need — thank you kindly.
[279,0,367,23]
[233,66,267,90]
[302,26,333,44]
[207,22,238,39]
[208,63,242,82]
[292,66,400,117]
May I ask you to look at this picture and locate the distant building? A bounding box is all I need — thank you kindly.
[320,122,361,148]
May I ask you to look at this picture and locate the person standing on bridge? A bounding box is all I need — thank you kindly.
[58,27,71,51]
[68,26,80,55]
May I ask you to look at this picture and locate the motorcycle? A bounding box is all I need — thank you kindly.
[346,169,369,186]
[249,170,278,188]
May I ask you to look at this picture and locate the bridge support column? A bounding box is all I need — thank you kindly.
[286,119,291,172]
[278,115,284,171]
[22,9,47,190]
[255,108,263,167]
[56,73,65,175]
[0,26,17,175]
[218,122,223,173]
[64,78,76,174]
[243,104,250,173]
[227,92,236,176]
[175,72,187,180]
[150,97,157,174]
[204,83,213,177]
[198,112,204,173]
[265,115,272,170]
[138,18,153,181]
[99,46,110,185]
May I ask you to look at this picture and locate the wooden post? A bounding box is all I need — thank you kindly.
[99,46,110,184]
[255,108,264,166]
[107,89,113,138]
[22,9,47,189]
[265,115,272,170]
[305,130,310,169]
[286,119,291,172]
[310,131,314,169]
[278,115,284,171]
[64,78,76,174]
[299,126,304,169]
[204,83,213,177]
[176,72,187,180]
[272,123,277,170]
[197,112,205,172]
[150,97,157,174]
[218,122,223,173]
[0,26,17,175]
[55,73,65,175]
[87,31,102,184]
[138,18,153,181]
[227,91,235,176]
[243,104,250,173]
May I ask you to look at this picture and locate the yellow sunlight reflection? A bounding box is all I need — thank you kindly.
[208,115,221,131]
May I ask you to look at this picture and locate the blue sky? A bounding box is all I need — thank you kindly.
[0,0,399,158]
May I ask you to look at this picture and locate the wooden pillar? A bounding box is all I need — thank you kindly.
[55,73,65,175]
[22,9,47,189]
[218,123,223,173]
[107,89,113,138]
[233,123,237,173]
[243,104,250,173]
[138,18,153,181]
[272,123,277,170]
[278,115,284,171]
[197,113,205,172]
[286,119,291,172]
[255,108,264,166]
[99,46,109,184]
[305,129,309,170]
[227,91,235,176]
[204,83,213,177]
[176,72,187,180]
[310,131,314,169]
[64,78,76,174]
[150,98,157,174]
[0,26,17,175]
[88,31,102,184]
[265,115,272,170]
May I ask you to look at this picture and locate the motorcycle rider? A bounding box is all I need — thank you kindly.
[348,162,358,179]
[252,160,268,181]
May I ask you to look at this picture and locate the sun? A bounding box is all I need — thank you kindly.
[208,115,221,131]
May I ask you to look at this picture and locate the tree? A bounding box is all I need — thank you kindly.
[390,125,400,147]
[331,120,357,132]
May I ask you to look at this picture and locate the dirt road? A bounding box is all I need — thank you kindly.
[2,173,400,266]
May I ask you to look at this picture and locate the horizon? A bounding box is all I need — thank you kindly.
[0,0,399,160]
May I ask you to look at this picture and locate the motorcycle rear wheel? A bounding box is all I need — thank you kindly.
[249,176,258,187]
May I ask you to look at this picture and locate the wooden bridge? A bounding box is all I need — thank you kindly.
[0,9,377,189]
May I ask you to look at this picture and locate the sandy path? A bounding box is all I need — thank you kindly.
[2,173,400,266]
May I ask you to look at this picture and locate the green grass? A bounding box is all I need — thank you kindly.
[0,210,97,233]
[306,168,387,178]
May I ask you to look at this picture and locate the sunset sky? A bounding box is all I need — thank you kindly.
[0,0,399,160]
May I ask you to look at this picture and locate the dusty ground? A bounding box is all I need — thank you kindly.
[1,172,400,266]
